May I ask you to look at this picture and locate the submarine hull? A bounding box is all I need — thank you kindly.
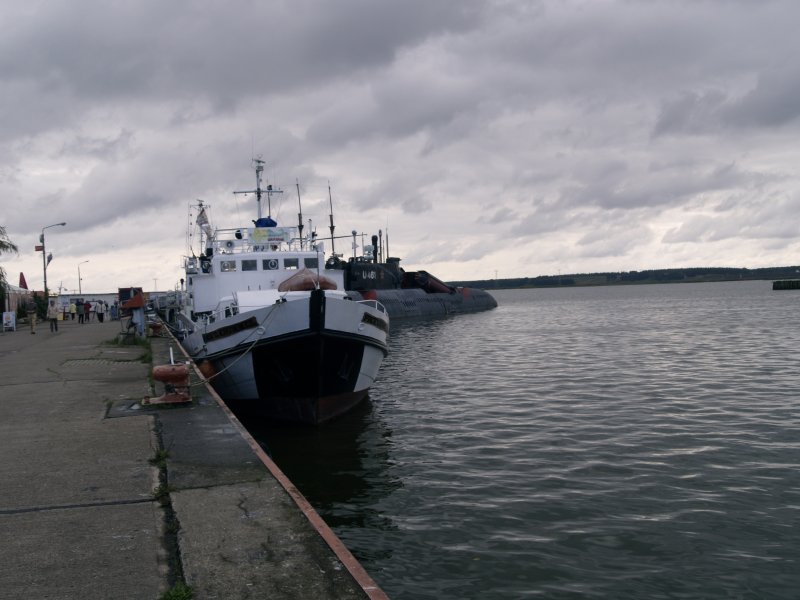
[348,287,497,319]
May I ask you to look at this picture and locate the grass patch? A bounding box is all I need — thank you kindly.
[149,422,188,599]
[153,483,175,504]
[158,582,194,600]
[149,449,170,469]
[139,343,153,364]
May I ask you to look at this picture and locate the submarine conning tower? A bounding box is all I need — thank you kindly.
[344,255,403,291]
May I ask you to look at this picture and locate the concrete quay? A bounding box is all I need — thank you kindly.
[0,317,388,599]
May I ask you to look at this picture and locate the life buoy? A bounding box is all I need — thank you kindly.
[278,268,338,292]
[267,259,278,270]
[225,240,234,249]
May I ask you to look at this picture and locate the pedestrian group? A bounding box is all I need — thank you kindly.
[29,299,117,334]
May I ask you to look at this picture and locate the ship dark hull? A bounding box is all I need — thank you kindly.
[333,257,497,319]
[347,287,497,319]
[226,388,369,425]
[224,331,380,424]
[180,289,389,425]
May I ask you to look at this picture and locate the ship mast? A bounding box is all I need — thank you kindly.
[193,199,211,252]
[328,182,336,254]
[296,180,304,250]
[234,157,282,221]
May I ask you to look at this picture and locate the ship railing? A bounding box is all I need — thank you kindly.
[154,291,185,310]
[210,227,323,254]
[356,299,387,315]
[197,300,240,327]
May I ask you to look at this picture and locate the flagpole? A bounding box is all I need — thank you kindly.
[195,202,211,250]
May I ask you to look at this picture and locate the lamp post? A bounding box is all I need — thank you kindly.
[41,222,66,298]
[78,260,89,295]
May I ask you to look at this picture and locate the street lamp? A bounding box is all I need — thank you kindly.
[78,260,89,295]
[41,222,66,298]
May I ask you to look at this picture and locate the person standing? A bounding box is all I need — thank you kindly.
[47,300,60,332]
[26,296,37,334]
[69,301,77,320]
[83,300,91,323]
[96,300,106,323]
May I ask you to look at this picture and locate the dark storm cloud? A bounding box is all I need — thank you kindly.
[664,190,800,245]
[486,207,519,225]
[725,66,800,128]
[6,0,800,288]
[653,91,729,137]
[58,130,135,160]
[0,0,483,115]
[653,68,800,137]
[561,160,762,212]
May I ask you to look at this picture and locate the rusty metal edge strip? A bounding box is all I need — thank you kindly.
[165,330,391,600]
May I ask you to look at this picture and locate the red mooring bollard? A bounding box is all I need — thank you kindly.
[143,363,191,405]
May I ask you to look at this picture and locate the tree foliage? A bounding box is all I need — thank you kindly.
[0,225,20,309]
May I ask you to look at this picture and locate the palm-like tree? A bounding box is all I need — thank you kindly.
[0,225,20,308]
[0,225,17,255]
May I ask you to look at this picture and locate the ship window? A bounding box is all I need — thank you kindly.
[220,260,237,272]
[304,257,318,269]
[242,260,257,271]
[284,258,299,270]
[263,259,280,270]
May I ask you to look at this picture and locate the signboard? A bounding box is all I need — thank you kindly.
[249,227,290,244]
[2,311,16,331]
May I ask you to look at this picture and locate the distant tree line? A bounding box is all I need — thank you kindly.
[448,266,800,290]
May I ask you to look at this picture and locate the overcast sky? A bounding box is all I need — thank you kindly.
[3,0,800,294]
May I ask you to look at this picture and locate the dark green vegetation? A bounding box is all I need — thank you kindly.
[158,582,194,600]
[0,225,18,304]
[450,265,800,290]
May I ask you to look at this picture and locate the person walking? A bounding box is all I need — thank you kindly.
[96,300,106,323]
[83,300,91,323]
[26,296,37,334]
[69,301,77,320]
[47,300,60,332]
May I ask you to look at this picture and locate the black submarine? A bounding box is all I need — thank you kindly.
[326,232,498,319]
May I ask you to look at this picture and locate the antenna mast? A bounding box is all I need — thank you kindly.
[328,182,336,254]
[194,199,209,250]
[234,157,282,220]
[296,180,304,250]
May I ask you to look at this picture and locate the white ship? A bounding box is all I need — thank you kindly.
[174,160,389,424]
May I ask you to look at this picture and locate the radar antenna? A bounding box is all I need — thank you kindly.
[296,179,304,250]
[328,182,336,254]
[233,157,282,220]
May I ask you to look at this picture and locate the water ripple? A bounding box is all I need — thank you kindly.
[255,281,800,599]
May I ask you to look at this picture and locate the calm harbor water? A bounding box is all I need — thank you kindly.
[243,281,800,599]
